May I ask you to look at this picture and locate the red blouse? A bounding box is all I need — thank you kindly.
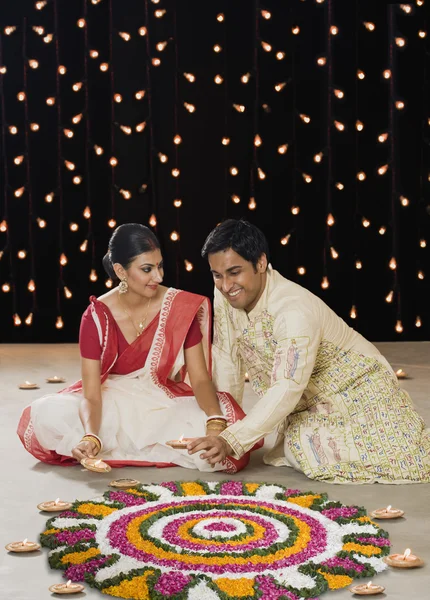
[79,304,202,374]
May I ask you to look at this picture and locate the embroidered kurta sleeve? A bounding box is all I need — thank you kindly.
[219,308,321,458]
[212,287,247,406]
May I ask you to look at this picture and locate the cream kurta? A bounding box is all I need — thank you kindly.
[214,267,430,483]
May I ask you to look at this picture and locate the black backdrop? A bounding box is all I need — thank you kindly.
[0,0,429,343]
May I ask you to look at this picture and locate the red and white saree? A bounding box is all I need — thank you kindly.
[17,289,254,473]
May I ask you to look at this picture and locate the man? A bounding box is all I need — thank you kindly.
[188,219,430,483]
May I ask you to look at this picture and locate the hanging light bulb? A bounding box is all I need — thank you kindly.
[299,114,311,124]
[69,222,79,232]
[17,91,25,101]
[274,82,286,92]
[72,82,83,92]
[138,27,147,36]
[248,197,257,210]
[149,214,157,227]
[334,120,345,131]
[233,104,246,113]
[28,59,39,69]
[14,187,25,198]
[321,276,329,289]
[58,65,67,75]
[355,260,363,270]
[64,287,72,299]
[59,253,68,266]
[184,260,193,272]
[45,192,54,203]
[395,100,405,110]
[334,89,344,99]
[46,97,55,105]
[119,189,131,199]
[43,33,53,43]
[214,74,223,84]
[170,231,179,241]
[63,128,74,138]
[330,26,338,35]
[362,217,370,228]
[330,247,339,259]
[152,58,161,67]
[302,173,312,183]
[357,171,366,181]
[80,239,88,252]
[2,283,11,293]
[292,26,300,35]
[108,219,116,228]
[77,18,86,28]
[158,152,168,163]
[386,290,394,303]
[13,314,22,326]
[105,278,113,288]
[172,168,180,177]
[241,73,251,84]
[363,21,375,31]
[37,218,47,228]
[154,9,167,18]
[258,168,266,180]
[356,120,364,131]
[378,132,389,143]
[400,195,410,206]
[30,123,40,132]
[231,195,240,204]
[64,160,75,171]
[280,235,291,245]
[183,73,196,83]
[173,199,182,208]
[378,164,389,175]
[261,10,271,19]
[314,152,323,163]
[135,90,146,99]
[389,257,397,270]
[216,13,224,22]
[83,206,91,219]
[9,126,18,135]
[419,239,427,248]
[357,69,365,80]
[335,182,344,190]
[184,102,196,113]
[72,113,83,124]
[350,305,357,319]
[418,270,425,280]
[73,175,82,185]
[213,44,222,53]
[119,31,131,41]
[109,157,118,167]
[173,134,182,145]
[100,62,109,72]
[14,155,24,165]
[317,57,327,66]
[120,125,132,135]
[276,52,286,60]
[136,121,146,132]
[230,167,239,176]
[18,250,27,259]
[114,93,122,103]
[254,134,262,147]
[27,279,36,292]
[89,269,98,282]
[395,37,406,47]
[25,313,33,325]
[297,266,306,275]
[222,137,230,146]
[415,316,422,328]
[327,213,335,226]
[278,144,288,154]
[395,320,403,333]
[56,316,64,329]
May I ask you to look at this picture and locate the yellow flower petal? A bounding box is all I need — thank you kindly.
[61,547,100,564]
[42,528,60,535]
[215,577,255,596]
[102,571,154,599]
[245,483,260,493]
[343,542,382,556]
[77,503,118,517]
[181,482,207,496]
[287,494,321,508]
[318,570,353,589]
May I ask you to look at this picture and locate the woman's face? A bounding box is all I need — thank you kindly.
[116,248,164,298]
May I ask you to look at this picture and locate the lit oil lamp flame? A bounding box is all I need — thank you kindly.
[66,580,72,588]
[366,581,373,589]
[386,505,392,512]
[22,538,28,546]
[178,435,184,443]
[403,548,411,560]
[95,459,102,467]
[54,498,60,505]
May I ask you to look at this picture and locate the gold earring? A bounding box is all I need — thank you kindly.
[118,279,128,294]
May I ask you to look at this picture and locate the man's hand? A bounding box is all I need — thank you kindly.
[187,435,232,465]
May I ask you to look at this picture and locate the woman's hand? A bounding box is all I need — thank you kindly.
[71,439,99,462]
[187,435,232,466]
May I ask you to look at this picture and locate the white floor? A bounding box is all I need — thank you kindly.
[0,343,429,600]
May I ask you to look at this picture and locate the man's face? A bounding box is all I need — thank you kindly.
[208,248,267,312]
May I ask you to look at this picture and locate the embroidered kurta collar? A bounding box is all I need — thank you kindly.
[245,265,274,322]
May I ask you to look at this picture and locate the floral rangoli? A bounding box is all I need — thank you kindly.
[40,481,390,599]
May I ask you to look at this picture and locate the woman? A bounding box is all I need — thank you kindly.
[17,223,255,473]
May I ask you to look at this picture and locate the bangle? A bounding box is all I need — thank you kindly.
[81,433,102,453]
[206,425,227,431]
[206,418,228,426]
[206,415,227,422]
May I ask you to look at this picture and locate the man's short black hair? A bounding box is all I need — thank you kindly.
[201,219,270,269]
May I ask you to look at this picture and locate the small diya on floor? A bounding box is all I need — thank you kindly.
[46,375,66,383]
[395,368,409,379]
[48,580,85,594]
[81,457,111,473]
[370,504,404,519]
[109,478,140,488]
[384,548,424,568]
[37,498,73,512]
[349,581,385,595]
[5,539,41,553]
[166,435,193,449]
[18,381,39,390]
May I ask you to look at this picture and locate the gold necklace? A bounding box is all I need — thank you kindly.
[120,297,152,337]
